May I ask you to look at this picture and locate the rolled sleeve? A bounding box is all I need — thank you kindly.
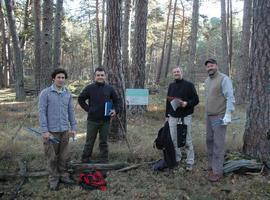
[68,96,77,131]
[222,76,235,113]
[38,90,49,133]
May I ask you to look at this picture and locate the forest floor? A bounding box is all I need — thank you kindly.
[0,87,270,200]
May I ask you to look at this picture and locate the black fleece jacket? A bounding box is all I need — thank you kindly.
[165,79,199,118]
[78,82,119,121]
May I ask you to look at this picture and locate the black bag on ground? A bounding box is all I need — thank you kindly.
[177,117,187,147]
[153,159,168,171]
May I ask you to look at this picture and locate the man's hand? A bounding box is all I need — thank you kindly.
[180,100,188,108]
[43,132,51,141]
[70,130,76,138]
[222,112,232,125]
[110,109,116,117]
[69,131,77,141]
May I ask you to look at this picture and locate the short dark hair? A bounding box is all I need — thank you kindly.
[51,68,68,79]
[94,67,105,74]
[204,59,217,66]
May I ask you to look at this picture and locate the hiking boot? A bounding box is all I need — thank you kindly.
[186,164,193,171]
[209,173,222,182]
[60,176,75,185]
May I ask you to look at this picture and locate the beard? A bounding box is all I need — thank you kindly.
[207,69,217,77]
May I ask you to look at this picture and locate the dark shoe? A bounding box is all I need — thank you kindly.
[60,176,75,185]
[209,173,222,182]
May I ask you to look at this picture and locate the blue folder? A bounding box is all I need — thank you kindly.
[104,101,113,116]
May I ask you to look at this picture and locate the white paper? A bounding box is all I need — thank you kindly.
[170,98,181,111]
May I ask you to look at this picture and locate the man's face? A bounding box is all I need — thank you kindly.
[53,73,66,88]
[94,71,106,83]
[172,68,183,80]
[206,63,218,76]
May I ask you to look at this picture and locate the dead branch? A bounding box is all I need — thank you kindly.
[68,162,128,171]
[116,161,156,172]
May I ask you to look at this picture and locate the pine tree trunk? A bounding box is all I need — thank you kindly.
[121,0,132,88]
[5,0,25,101]
[131,0,148,88]
[52,0,64,69]
[164,0,177,78]
[220,0,229,75]
[96,0,102,67]
[40,0,53,89]
[0,1,6,88]
[155,0,172,84]
[188,0,199,82]
[235,0,252,104]
[20,0,30,61]
[243,0,270,161]
[101,0,105,63]
[104,0,126,137]
[176,0,185,66]
[228,0,233,77]
[32,0,42,94]
[88,11,95,75]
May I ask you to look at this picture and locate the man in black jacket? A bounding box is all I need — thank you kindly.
[165,67,199,171]
[78,67,118,163]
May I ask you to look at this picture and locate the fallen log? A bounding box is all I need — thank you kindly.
[68,162,128,172]
[0,171,48,180]
[0,161,153,181]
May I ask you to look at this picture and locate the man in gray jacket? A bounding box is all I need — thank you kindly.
[38,68,77,190]
[204,59,235,182]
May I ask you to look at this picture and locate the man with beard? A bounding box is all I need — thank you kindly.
[78,67,118,164]
[165,67,199,171]
[204,59,235,182]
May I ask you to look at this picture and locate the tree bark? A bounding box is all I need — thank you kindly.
[131,0,148,88]
[155,0,172,84]
[104,0,126,137]
[52,0,64,69]
[0,1,6,88]
[220,0,229,75]
[228,0,233,77]
[5,0,26,100]
[164,0,177,78]
[176,0,185,66]
[19,0,31,62]
[41,0,53,89]
[96,0,102,67]
[32,0,42,94]
[243,0,270,161]
[88,11,95,75]
[121,0,132,88]
[188,0,199,82]
[101,0,105,63]
[235,0,252,104]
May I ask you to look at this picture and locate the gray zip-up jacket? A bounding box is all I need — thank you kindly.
[38,85,77,133]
